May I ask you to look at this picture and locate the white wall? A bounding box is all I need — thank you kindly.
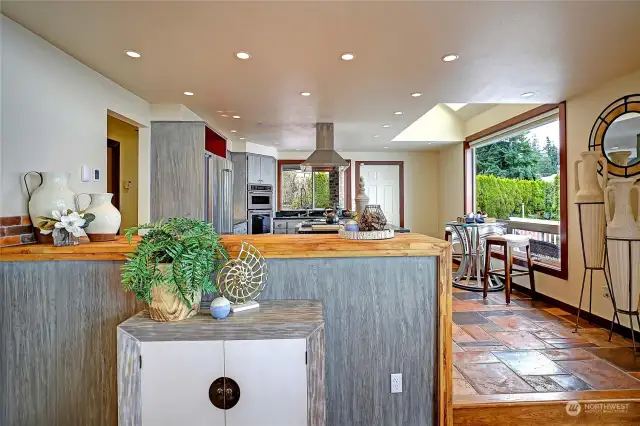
[438,143,464,228]
[1,16,152,223]
[465,104,543,136]
[232,141,279,158]
[393,104,465,142]
[278,150,441,237]
[150,104,204,122]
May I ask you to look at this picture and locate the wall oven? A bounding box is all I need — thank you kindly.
[247,184,273,210]
[248,210,273,234]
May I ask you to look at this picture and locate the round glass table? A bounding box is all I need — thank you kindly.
[446,221,506,292]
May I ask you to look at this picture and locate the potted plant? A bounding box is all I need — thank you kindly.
[121,217,228,322]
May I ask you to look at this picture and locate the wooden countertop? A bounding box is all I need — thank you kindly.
[0,233,450,261]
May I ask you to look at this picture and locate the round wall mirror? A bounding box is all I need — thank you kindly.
[590,94,640,177]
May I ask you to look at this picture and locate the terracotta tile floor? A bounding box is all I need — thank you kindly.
[451,287,640,397]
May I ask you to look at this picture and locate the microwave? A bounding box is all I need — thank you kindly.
[248,184,273,210]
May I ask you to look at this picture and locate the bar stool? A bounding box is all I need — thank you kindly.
[484,234,536,304]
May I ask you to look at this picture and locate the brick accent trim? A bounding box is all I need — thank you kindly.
[0,216,36,247]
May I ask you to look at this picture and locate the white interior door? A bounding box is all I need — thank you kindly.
[360,164,401,226]
[140,341,225,426]
[224,339,307,426]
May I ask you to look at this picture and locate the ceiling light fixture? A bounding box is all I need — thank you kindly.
[394,111,403,115]
[232,115,241,119]
[221,114,228,117]
[382,124,390,128]
[235,52,251,60]
[230,130,237,133]
[296,149,301,151]
[300,92,311,97]
[521,92,535,98]
[125,50,141,58]
[183,91,194,96]
[442,54,459,62]
[383,147,389,149]
[411,92,423,97]
[374,135,380,138]
[341,53,355,61]
[239,137,246,140]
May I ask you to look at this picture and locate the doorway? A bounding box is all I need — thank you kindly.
[355,161,404,227]
[107,139,120,210]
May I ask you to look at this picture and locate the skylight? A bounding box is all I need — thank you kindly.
[445,103,468,112]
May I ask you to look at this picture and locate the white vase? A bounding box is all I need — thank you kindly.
[607,239,640,313]
[574,151,606,203]
[25,171,77,243]
[577,203,606,268]
[609,151,632,166]
[604,178,640,238]
[77,193,121,241]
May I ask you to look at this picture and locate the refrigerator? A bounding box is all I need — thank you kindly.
[205,151,234,234]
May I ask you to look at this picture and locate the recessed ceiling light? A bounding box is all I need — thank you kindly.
[300,92,311,97]
[411,92,423,97]
[442,54,459,62]
[232,115,241,119]
[374,135,380,138]
[383,146,389,149]
[428,142,433,145]
[221,114,228,117]
[521,92,535,98]
[341,53,355,61]
[394,111,403,115]
[382,124,390,128]
[296,149,301,151]
[183,91,194,96]
[230,130,237,133]
[239,137,246,140]
[125,50,141,58]
[235,52,251,60]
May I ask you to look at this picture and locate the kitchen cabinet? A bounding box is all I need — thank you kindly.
[232,221,248,235]
[246,153,276,185]
[118,300,325,426]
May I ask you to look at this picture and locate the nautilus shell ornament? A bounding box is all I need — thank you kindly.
[216,242,268,304]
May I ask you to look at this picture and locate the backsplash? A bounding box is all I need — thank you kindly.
[0,216,36,247]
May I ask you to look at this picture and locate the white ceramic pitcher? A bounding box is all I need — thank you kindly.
[24,171,77,243]
[575,151,607,203]
[76,193,121,241]
[604,177,640,238]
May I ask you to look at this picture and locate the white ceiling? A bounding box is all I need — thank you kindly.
[3,1,640,152]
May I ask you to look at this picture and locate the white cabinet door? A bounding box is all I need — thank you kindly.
[140,341,225,426]
[224,339,307,426]
[260,156,276,186]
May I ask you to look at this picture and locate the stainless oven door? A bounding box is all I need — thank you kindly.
[248,191,273,210]
[248,210,273,234]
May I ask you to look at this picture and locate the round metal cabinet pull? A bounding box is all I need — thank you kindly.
[209,377,241,410]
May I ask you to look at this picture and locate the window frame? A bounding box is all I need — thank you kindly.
[463,103,568,280]
[277,159,352,211]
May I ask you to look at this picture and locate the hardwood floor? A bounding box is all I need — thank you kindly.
[451,287,640,425]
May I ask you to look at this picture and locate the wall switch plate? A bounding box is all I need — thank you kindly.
[81,165,91,182]
[391,373,402,393]
[602,285,610,299]
[92,168,101,182]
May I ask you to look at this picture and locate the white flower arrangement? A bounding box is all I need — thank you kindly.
[37,208,95,238]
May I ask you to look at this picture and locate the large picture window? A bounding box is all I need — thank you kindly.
[277,160,351,210]
[464,104,567,279]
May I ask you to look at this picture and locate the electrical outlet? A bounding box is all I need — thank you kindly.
[602,285,610,299]
[391,373,402,393]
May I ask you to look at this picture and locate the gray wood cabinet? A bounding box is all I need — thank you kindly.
[247,153,262,184]
[246,153,276,185]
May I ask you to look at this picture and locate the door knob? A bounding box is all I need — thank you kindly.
[209,377,241,410]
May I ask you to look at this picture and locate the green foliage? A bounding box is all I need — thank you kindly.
[314,172,330,208]
[538,137,560,176]
[281,170,331,209]
[475,133,542,180]
[120,218,228,308]
[476,175,559,220]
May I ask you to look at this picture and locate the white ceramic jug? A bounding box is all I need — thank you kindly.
[24,171,77,243]
[77,193,121,241]
[604,177,640,238]
[575,151,607,203]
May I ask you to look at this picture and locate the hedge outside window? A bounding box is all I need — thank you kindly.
[278,160,352,211]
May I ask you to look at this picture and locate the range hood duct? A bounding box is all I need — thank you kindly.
[301,123,350,172]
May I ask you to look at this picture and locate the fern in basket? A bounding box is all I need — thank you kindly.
[121,217,228,309]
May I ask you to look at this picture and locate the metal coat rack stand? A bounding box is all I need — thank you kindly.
[575,202,621,335]
[606,237,640,353]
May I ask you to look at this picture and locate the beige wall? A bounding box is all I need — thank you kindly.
[438,69,640,328]
[438,143,464,228]
[107,115,139,231]
[278,151,441,237]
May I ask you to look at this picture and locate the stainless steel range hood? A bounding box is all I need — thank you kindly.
[301,123,350,171]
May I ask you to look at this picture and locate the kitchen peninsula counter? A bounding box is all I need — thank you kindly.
[1,233,453,426]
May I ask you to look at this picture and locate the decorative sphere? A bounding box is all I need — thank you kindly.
[344,220,359,232]
[210,297,231,319]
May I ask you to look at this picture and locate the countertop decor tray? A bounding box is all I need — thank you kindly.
[338,228,394,240]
